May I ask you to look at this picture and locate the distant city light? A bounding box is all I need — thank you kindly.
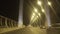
[37,1,42,6]
[48,2,51,6]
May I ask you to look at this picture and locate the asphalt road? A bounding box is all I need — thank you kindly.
[1,27,46,34]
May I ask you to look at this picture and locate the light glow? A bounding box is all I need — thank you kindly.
[37,16,38,18]
[31,15,34,20]
[48,2,51,6]
[42,9,45,12]
[38,13,41,16]
[37,1,42,6]
[34,8,38,13]
[33,16,38,22]
[33,13,35,16]
[31,13,35,20]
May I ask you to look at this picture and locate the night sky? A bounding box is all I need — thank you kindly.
[0,0,60,26]
[23,0,60,26]
[0,0,19,21]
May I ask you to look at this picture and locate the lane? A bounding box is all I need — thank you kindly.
[1,27,34,34]
[1,26,46,34]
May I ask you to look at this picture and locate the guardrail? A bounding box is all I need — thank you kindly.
[0,15,18,28]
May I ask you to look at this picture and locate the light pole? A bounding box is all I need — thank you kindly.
[44,0,51,28]
[18,0,24,27]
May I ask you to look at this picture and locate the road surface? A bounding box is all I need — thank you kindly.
[1,26,46,34]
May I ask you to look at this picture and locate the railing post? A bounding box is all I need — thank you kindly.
[13,21,15,27]
[1,17,2,27]
[0,17,2,27]
[8,19,11,27]
[0,15,18,28]
[5,18,8,27]
[11,20,13,27]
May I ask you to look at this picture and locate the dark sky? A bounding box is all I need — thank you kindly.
[0,0,19,21]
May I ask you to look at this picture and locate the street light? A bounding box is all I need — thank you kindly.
[38,13,41,16]
[42,9,45,13]
[33,16,38,22]
[33,13,35,16]
[37,1,42,6]
[37,16,38,18]
[34,8,38,13]
[31,13,35,20]
[48,1,51,6]
[31,15,34,20]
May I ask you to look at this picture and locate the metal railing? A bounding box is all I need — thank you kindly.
[0,15,18,28]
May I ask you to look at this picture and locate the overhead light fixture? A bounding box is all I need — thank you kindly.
[42,9,45,12]
[31,16,34,20]
[37,1,42,6]
[48,2,51,6]
[33,13,35,16]
[33,16,38,22]
[31,13,35,20]
[37,16,38,18]
[38,13,41,16]
[34,8,38,13]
